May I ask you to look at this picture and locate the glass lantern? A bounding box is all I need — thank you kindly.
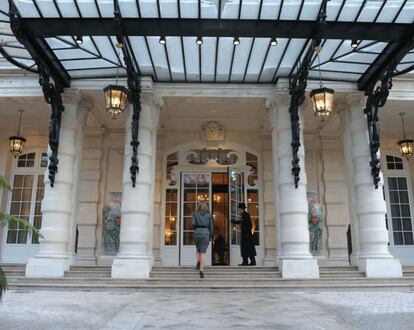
[103,85,129,119]
[309,87,335,123]
[9,135,26,158]
[398,138,413,160]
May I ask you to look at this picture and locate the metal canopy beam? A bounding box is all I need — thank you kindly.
[10,19,71,87]
[17,18,413,42]
[358,39,414,91]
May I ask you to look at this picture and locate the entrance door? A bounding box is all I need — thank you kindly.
[180,173,212,266]
[211,173,229,265]
[2,152,46,263]
[229,169,244,265]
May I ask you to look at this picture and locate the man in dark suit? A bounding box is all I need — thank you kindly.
[232,203,257,266]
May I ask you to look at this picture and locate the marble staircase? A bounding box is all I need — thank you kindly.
[2,264,414,291]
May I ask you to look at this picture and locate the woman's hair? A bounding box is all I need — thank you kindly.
[197,201,209,213]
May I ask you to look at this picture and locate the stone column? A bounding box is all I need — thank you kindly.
[343,95,402,278]
[26,90,84,277]
[263,99,277,266]
[75,126,105,265]
[111,87,158,279]
[273,94,319,279]
[320,132,350,266]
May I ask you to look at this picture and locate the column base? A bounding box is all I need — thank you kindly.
[111,256,152,279]
[359,258,402,278]
[278,258,319,279]
[25,256,71,278]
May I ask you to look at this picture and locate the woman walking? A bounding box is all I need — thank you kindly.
[192,201,213,278]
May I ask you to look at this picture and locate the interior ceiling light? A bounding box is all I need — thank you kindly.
[9,109,26,158]
[196,36,203,45]
[233,37,240,46]
[270,38,278,46]
[397,112,413,161]
[159,36,167,45]
[309,45,334,123]
[75,36,83,45]
[351,39,358,49]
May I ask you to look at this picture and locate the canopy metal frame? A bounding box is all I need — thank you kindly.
[2,0,414,188]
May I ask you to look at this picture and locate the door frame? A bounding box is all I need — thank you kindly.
[1,149,46,264]
[160,143,264,266]
[382,152,414,265]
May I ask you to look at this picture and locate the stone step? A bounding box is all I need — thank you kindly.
[8,276,414,283]
[2,271,26,276]
[150,273,282,279]
[151,267,278,272]
[69,266,111,271]
[6,279,414,291]
[64,272,111,278]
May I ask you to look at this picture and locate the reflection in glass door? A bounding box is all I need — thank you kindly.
[229,169,244,265]
[212,173,229,265]
[180,173,212,266]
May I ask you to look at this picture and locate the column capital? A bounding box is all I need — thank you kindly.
[62,89,82,105]
[345,92,366,110]
[140,76,154,91]
[275,92,290,108]
[141,91,155,106]
[153,97,164,110]
[79,97,93,112]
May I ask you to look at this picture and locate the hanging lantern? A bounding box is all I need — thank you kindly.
[310,46,335,123]
[103,41,129,119]
[103,85,129,119]
[9,109,26,158]
[397,112,413,160]
[309,87,335,123]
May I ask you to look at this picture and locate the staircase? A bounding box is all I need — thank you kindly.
[2,264,414,291]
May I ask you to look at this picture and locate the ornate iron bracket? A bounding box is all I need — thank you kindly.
[288,1,327,188]
[38,64,65,188]
[9,2,65,187]
[115,4,141,188]
[364,60,396,189]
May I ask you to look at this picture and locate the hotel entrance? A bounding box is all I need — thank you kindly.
[179,171,243,266]
[161,146,262,267]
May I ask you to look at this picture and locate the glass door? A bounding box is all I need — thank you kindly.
[229,168,244,265]
[180,173,212,266]
[3,174,44,263]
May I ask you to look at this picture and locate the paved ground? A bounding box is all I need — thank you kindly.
[1,290,414,329]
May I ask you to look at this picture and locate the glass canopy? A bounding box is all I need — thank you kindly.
[0,0,413,83]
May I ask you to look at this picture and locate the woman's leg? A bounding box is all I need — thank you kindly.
[199,253,206,272]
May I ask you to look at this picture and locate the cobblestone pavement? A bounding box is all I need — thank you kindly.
[1,290,414,330]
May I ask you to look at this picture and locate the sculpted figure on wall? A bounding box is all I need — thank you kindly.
[103,192,122,253]
[307,192,323,255]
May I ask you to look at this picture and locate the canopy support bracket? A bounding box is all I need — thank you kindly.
[360,37,414,188]
[364,60,396,189]
[9,2,68,187]
[115,3,141,188]
[288,0,327,188]
[39,63,65,188]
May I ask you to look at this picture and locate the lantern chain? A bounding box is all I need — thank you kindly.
[364,59,397,189]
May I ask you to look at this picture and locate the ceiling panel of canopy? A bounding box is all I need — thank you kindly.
[0,0,413,84]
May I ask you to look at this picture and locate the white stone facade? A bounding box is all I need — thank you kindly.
[1,73,414,279]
